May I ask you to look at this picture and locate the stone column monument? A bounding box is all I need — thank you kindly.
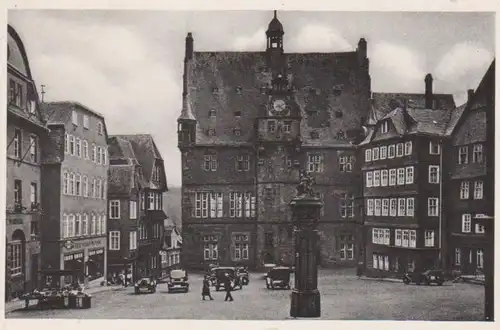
[289,169,322,318]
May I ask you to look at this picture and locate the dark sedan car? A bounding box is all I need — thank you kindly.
[168,269,189,293]
[403,269,445,286]
[134,277,157,294]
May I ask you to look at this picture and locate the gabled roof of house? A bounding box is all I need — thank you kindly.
[108,165,135,196]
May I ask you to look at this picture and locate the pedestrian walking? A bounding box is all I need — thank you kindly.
[202,275,214,300]
[224,274,234,302]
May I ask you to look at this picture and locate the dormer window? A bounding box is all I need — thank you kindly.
[335,111,343,118]
[381,121,389,134]
[152,164,161,182]
[235,86,243,94]
[212,87,219,94]
[97,122,103,135]
[207,129,216,136]
[310,131,319,139]
[209,109,216,118]
[234,111,241,117]
[233,128,241,136]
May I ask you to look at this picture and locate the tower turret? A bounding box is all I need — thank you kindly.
[178,32,197,149]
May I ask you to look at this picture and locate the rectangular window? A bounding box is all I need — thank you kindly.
[388,145,395,159]
[203,153,218,171]
[13,129,22,159]
[340,193,354,218]
[405,166,414,184]
[340,243,354,260]
[397,168,405,185]
[462,214,471,233]
[194,192,209,218]
[307,153,323,173]
[409,230,416,248]
[109,231,120,250]
[129,231,137,250]
[14,180,22,206]
[380,146,387,159]
[428,198,439,217]
[374,199,381,216]
[236,155,250,171]
[390,198,397,216]
[472,144,484,163]
[72,110,78,126]
[429,165,439,184]
[380,121,389,134]
[455,248,461,266]
[429,141,441,155]
[130,201,137,219]
[373,170,380,187]
[339,156,354,172]
[230,192,243,218]
[244,192,256,218]
[365,149,372,162]
[209,192,223,218]
[109,200,120,219]
[83,115,89,129]
[30,182,37,207]
[91,144,96,162]
[424,230,435,247]
[398,198,406,216]
[458,146,468,164]
[474,181,484,200]
[475,223,485,234]
[404,141,412,156]
[477,249,484,269]
[402,230,409,247]
[366,171,373,187]
[380,170,388,186]
[372,147,379,161]
[9,242,22,276]
[267,120,276,132]
[367,199,374,216]
[97,122,103,135]
[396,143,404,157]
[460,181,469,200]
[395,229,402,246]
[203,242,218,260]
[381,199,389,216]
[384,229,390,245]
[283,121,292,133]
[29,135,38,162]
[406,198,414,217]
[389,169,396,186]
[69,135,75,156]
[82,214,88,236]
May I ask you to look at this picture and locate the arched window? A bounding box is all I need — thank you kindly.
[96,178,102,199]
[68,214,75,237]
[63,172,69,195]
[96,215,101,235]
[91,214,96,235]
[75,174,82,196]
[83,140,89,159]
[69,173,75,195]
[101,215,107,235]
[83,175,88,197]
[9,230,26,277]
[75,214,81,236]
[82,214,88,236]
[91,143,96,163]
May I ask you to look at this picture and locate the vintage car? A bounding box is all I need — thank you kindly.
[134,277,157,294]
[212,267,242,291]
[403,269,445,286]
[236,267,249,285]
[265,266,292,290]
[167,269,189,293]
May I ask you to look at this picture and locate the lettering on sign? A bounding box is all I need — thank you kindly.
[8,218,23,225]
[63,239,104,252]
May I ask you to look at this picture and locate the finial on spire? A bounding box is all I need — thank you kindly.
[274,10,277,19]
[41,84,46,102]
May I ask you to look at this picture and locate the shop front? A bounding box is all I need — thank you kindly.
[63,252,84,284]
[87,248,105,281]
[61,237,107,286]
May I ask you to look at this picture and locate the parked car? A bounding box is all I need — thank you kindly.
[212,267,242,291]
[134,277,157,294]
[236,267,249,285]
[167,269,189,293]
[265,266,292,290]
[403,269,445,286]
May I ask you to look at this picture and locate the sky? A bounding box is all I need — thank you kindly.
[7,10,495,187]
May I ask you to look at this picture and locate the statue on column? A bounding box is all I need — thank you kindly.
[296,169,316,197]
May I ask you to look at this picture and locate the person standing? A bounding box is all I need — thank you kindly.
[202,275,214,300]
[224,274,234,302]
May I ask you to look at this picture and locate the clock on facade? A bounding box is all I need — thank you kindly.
[273,99,286,113]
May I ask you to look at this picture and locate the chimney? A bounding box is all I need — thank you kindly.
[185,32,193,61]
[425,73,433,109]
[467,89,474,104]
[357,38,367,64]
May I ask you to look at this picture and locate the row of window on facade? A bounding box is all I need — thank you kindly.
[366,197,419,217]
[457,144,484,165]
[71,110,104,135]
[366,166,420,187]
[203,234,249,261]
[461,214,485,234]
[454,248,484,269]
[372,228,435,248]
[61,213,106,238]
[202,154,251,172]
[62,172,106,199]
[194,192,256,218]
[108,193,163,219]
[13,179,38,211]
[108,223,163,251]
[64,133,107,165]
[364,140,436,162]
[459,180,484,200]
[372,253,416,272]
[161,252,180,266]
[11,129,38,163]
[8,79,36,113]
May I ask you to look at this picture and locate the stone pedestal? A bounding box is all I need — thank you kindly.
[289,196,322,318]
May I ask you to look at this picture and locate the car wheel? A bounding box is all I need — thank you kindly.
[437,280,444,286]
[266,283,270,289]
[424,278,430,286]
[403,278,410,285]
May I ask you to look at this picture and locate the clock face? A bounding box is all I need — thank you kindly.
[273,99,286,112]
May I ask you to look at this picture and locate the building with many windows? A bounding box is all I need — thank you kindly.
[6,24,48,299]
[444,60,495,275]
[40,101,109,285]
[359,75,460,275]
[108,134,168,279]
[178,12,369,270]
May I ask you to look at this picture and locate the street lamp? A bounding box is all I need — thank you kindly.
[289,167,323,318]
[474,214,494,321]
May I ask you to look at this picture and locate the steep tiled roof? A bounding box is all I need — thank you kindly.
[444,103,467,136]
[368,92,455,126]
[108,165,134,196]
[188,49,369,147]
[111,134,164,185]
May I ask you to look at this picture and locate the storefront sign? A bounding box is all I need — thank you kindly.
[62,239,104,252]
[8,218,23,225]
[89,249,104,256]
